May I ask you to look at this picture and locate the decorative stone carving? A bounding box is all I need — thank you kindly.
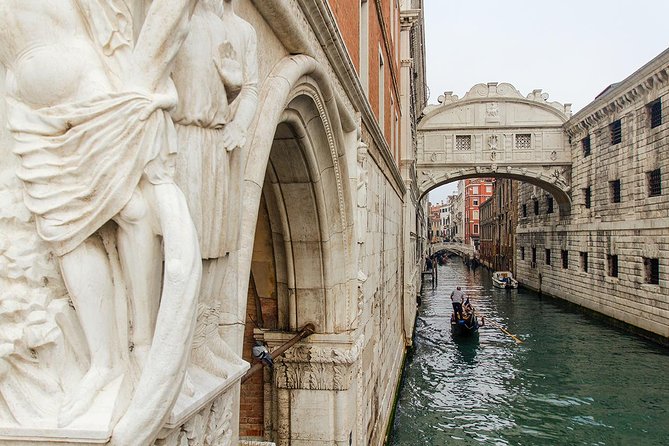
[485,102,499,122]
[0,2,206,444]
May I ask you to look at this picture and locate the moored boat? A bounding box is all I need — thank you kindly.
[492,271,518,289]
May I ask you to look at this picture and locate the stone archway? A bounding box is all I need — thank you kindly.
[238,55,361,443]
[417,82,573,212]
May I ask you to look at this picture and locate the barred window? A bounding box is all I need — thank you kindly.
[582,135,591,157]
[456,135,472,151]
[580,252,588,272]
[546,196,554,214]
[561,250,568,269]
[649,99,662,129]
[533,199,539,215]
[515,134,532,149]
[647,168,661,197]
[607,254,618,277]
[520,246,525,260]
[609,180,621,203]
[522,204,527,218]
[531,247,537,266]
[583,187,592,209]
[610,119,622,145]
[545,249,551,266]
[644,257,659,285]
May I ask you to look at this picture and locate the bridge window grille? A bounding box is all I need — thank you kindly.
[522,203,527,217]
[609,179,621,203]
[561,250,568,269]
[583,187,592,209]
[520,247,525,260]
[647,168,661,197]
[456,135,472,151]
[545,249,551,265]
[582,135,591,157]
[648,99,662,129]
[609,119,622,145]
[607,254,618,277]
[580,252,588,272]
[546,196,554,214]
[515,134,531,149]
[533,199,539,215]
[644,257,659,284]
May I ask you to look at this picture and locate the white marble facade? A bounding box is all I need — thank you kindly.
[0,1,425,445]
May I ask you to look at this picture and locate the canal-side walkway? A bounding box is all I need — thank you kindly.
[389,261,669,445]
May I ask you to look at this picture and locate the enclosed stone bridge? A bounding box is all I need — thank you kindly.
[417,82,573,212]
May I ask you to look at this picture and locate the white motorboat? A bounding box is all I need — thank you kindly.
[492,271,518,289]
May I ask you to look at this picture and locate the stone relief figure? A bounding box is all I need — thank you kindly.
[0,1,202,445]
[172,0,258,376]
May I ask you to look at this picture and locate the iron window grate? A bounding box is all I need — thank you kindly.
[610,119,622,145]
[610,180,621,203]
[546,196,554,214]
[580,252,588,272]
[649,99,662,129]
[582,135,591,157]
[647,168,661,197]
[607,254,618,277]
[545,249,551,265]
[644,257,659,284]
[561,250,568,269]
[583,187,591,208]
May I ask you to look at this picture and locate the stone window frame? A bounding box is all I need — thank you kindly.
[545,248,551,266]
[561,250,568,269]
[607,254,619,278]
[580,251,588,273]
[647,168,661,197]
[455,134,472,151]
[514,133,532,150]
[648,98,662,129]
[609,119,622,145]
[643,257,659,285]
[609,179,621,203]
[581,135,591,157]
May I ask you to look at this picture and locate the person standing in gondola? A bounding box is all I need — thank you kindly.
[450,286,466,319]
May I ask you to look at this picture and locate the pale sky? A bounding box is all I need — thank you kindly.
[426,0,669,204]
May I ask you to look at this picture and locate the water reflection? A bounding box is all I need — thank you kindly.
[388,261,669,446]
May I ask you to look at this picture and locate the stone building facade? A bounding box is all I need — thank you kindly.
[516,49,669,342]
[0,1,427,445]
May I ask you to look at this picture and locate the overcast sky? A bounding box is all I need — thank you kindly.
[426,0,669,204]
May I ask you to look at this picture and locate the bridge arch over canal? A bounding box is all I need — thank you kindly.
[417,82,573,212]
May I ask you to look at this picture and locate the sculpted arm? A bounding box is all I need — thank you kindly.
[130,0,199,92]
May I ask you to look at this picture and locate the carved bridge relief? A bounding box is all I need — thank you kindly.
[417,83,573,208]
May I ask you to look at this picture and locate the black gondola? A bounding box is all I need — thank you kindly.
[450,307,481,336]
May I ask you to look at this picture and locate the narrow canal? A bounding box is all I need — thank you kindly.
[388,260,669,445]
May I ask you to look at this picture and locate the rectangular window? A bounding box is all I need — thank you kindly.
[378,49,384,133]
[473,224,479,234]
[580,252,588,272]
[582,135,591,157]
[521,247,525,260]
[647,168,661,197]
[547,196,554,214]
[515,133,532,149]
[649,98,662,129]
[545,249,551,265]
[583,187,592,209]
[486,185,493,193]
[359,0,369,96]
[472,210,479,220]
[610,180,621,203]
[644,257,659,284]
[472,186,479,194]
[607,254,619,277]
[473,199,479,206]
[522,204,527,217]
[561,250,568,269]
[610,119,622,145]
[533,199,539,215]
[531,247,537,267]
[456,135,472,151]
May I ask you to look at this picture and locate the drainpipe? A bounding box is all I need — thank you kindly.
[241,323,316,383]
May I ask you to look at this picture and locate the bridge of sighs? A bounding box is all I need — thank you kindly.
[416,82,573,212]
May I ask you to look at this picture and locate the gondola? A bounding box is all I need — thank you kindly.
[450,306,482,336]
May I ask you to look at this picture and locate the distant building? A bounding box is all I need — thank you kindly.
[480,179,518,272]
[463,178,494,248]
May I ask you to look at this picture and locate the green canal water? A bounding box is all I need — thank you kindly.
[388,261,669,446]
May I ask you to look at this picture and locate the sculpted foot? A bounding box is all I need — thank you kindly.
[58,366,119,427]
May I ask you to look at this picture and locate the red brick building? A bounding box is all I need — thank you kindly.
[463,178,494,248]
